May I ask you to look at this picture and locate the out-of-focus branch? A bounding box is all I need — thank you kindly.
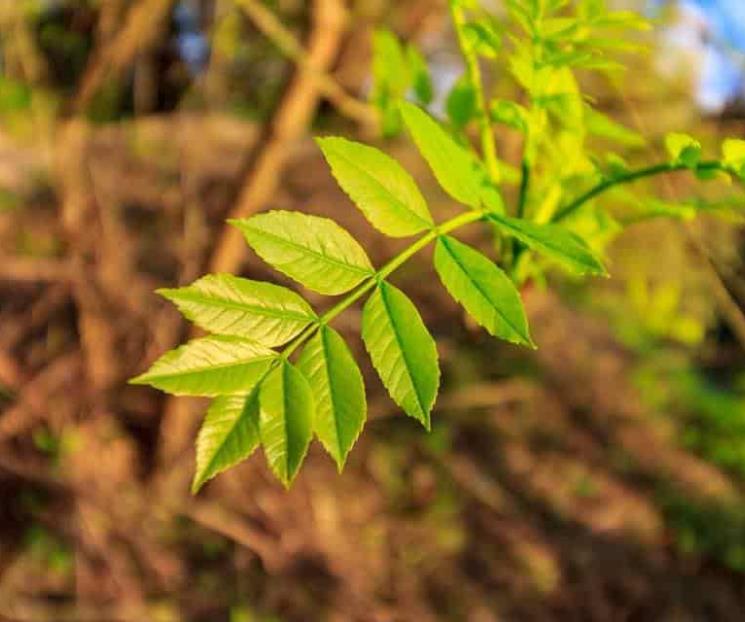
[70,0,175,114]
[234,0,377,130]
[208,0,348,276]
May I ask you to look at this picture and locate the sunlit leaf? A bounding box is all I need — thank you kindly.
[298,325,366,470]
[362,282,439,429]
[231,211,374,296]
[434,236,533,346]
[192,389,263,493]
[665,133,701,169]
[317,137,433,237]
[130,336,277,396]
[488,213,607,276]
[158,274,317,346]
[400,101,483,208]
[259,360,314,486]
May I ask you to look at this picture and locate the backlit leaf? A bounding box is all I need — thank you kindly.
[362,282,439,429]
[231,211,374,296]
[259,360,314,486]
[192,388,263,493]
[158,274,317,346]
[665,132,701,169]
[488,213,606,276]
[130,336,277,396]
[400,101,483,208]
[434,236,533,346]
[317,137,433,237]
[297,325,366,470]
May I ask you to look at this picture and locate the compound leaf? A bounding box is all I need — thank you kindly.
[192,389,263,493]
[362,281,439,429]
[297,325,366,470]
[434,236,533,346]
[317,137,433,237]
[488,213,606,276]
[400,101,483,208]
[231,211,374,296]
[130,336,277,396]
[259,360,314,486]
[159,274,317,347]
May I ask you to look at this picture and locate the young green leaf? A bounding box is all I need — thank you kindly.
[434,236,533,347]
[158,274,317,347]
[400,101,483,208]
[297,325,366,470]
[371,29,409,136]
[259,360,314,486]
[231,211,374,296]
[130,336,277,396]
[316,137,433,237]
[487,213,606,276]
[406,44,433,105]
[446,75,478,130]
[722,138,745,180]
[192,389,262,493]
[665,132,701,168]
[362,281,440,429]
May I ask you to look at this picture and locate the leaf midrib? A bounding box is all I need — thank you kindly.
[320,327,344,462]
[329,147,432,229]
[165,289,316,322]
[440,237,528,343]
[379,283,427,421]
[143,353,276,382]
[201,390,260,488]
[243,223,373,276]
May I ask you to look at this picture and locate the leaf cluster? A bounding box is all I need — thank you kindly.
[133,0,745,491]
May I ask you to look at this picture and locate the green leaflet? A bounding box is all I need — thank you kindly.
[192,389,262,493]
[665,132,701,169]
[259,360,314,487]
[130,335,276,396]
[361,281,440,429]
[406,45,433,105]
[316,137,433,237]
[400,101,483,208]
[434,236,533,347]
[158,274,317,347]
[446,75,477,130]
[297,325,366,470]
[487,213,607,276]
[231,211,374,296]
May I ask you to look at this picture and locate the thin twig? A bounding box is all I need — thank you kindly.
[234,0,376,130]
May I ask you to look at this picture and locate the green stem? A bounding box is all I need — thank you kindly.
[509,160,731,282]
[282,210,486,358]
[551,160,727,223]
[449,0,500,183]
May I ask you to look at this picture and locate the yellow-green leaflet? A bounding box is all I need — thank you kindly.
[231,211,374,296]
[362,281,440,429]
[434,236,533,347]
[259,360,314,487]
[297,325,366,470]
[159,274,317,347]
[317,136,433,237]
[192,390,262,493]
[130,336,277,396]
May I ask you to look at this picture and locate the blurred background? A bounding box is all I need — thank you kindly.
[1,0,745,620]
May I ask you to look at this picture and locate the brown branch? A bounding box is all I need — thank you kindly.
[70,0,175,115]
[234,0,377,129]
[209,0,348,275]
